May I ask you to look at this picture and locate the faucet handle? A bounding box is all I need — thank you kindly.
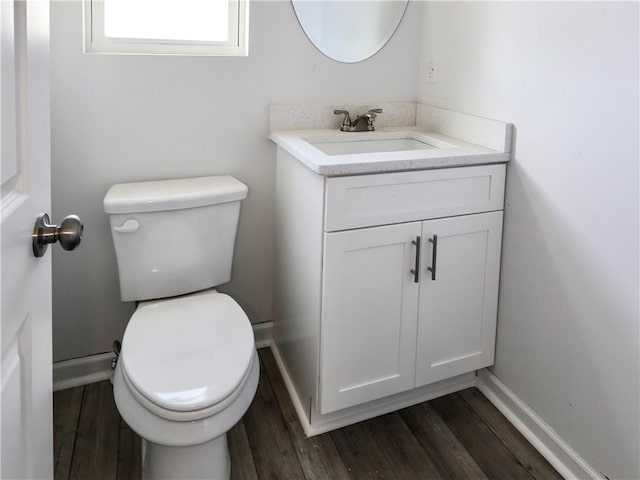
[334,109,352,131]
[362,108,383,131]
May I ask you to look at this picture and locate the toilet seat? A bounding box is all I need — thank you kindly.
[113,348,260,447]
[120,290,255,420]
[120,350,256,422]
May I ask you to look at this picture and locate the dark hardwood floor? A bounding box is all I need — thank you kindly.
[53,348,562,480]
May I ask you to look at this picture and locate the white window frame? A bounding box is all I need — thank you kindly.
[83,0,248,56]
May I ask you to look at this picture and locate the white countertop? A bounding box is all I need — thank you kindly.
[269,126,511,176]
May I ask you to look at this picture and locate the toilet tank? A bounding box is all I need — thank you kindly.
[103,176,248,302]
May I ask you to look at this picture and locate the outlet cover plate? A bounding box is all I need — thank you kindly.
[426,57,438,84]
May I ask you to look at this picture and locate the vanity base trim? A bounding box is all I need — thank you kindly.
[270,342,475,437]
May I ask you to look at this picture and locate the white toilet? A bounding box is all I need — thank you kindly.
[103,175,258,480]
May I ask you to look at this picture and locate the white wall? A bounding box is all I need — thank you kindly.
[50,0,421,361]
[419,2,638,478]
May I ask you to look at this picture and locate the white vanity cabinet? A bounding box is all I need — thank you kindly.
[321,211,503,413]
[273,147,507,434]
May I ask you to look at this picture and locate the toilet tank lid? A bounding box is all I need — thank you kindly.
[103,175,248,214]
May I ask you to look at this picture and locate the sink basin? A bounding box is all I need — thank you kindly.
[304,131,456,157]
[309,137,437,155]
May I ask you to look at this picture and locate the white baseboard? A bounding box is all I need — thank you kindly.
[252,321,272,348]
[53,352,114,391]
[270,341,315,433]
[476,369,604,480]
[53,322,273,391]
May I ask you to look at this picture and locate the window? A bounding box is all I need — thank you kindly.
[83,0,248,56]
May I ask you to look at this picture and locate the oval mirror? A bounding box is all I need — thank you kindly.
[291,0,409,63]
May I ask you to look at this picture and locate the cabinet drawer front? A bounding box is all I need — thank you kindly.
[325,164,505,232]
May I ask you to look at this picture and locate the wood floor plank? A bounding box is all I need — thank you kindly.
[331,419,395,479]
[242,363,306,480]
[259,348,351,480]
[431,391,535,480]
[69,381,120,480]
[332,412,444,479]
[369,412,444,479]
[116,422,141,480]
[228,419,259,480]
[54,368,559,480]
[287,420,352,480]
[53,386,84,480]
[460,388,563,480]
[400,402,488,480]
[258,348,297,423]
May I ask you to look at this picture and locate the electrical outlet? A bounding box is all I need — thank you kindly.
[426,57,438,84]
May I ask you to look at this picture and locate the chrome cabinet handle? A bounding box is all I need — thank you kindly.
[32,213,83,258]
[410,236,421,283]
[427,234,438,281]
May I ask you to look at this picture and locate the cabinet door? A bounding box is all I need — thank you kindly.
[320,222,421,414]
[416,211,503,387]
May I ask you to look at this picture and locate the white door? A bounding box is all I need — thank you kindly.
[1,1,52,477]
[320,222,420,414]
[416,211,503,387]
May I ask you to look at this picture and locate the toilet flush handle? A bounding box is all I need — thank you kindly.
[113,218,140,233]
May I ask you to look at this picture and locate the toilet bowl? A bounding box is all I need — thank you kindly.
[113,291,259,479]
[103,176,256,479]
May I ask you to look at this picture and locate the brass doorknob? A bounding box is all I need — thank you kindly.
[32,213,83,258]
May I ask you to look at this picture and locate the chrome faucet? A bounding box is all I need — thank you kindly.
[333,108,383,132]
